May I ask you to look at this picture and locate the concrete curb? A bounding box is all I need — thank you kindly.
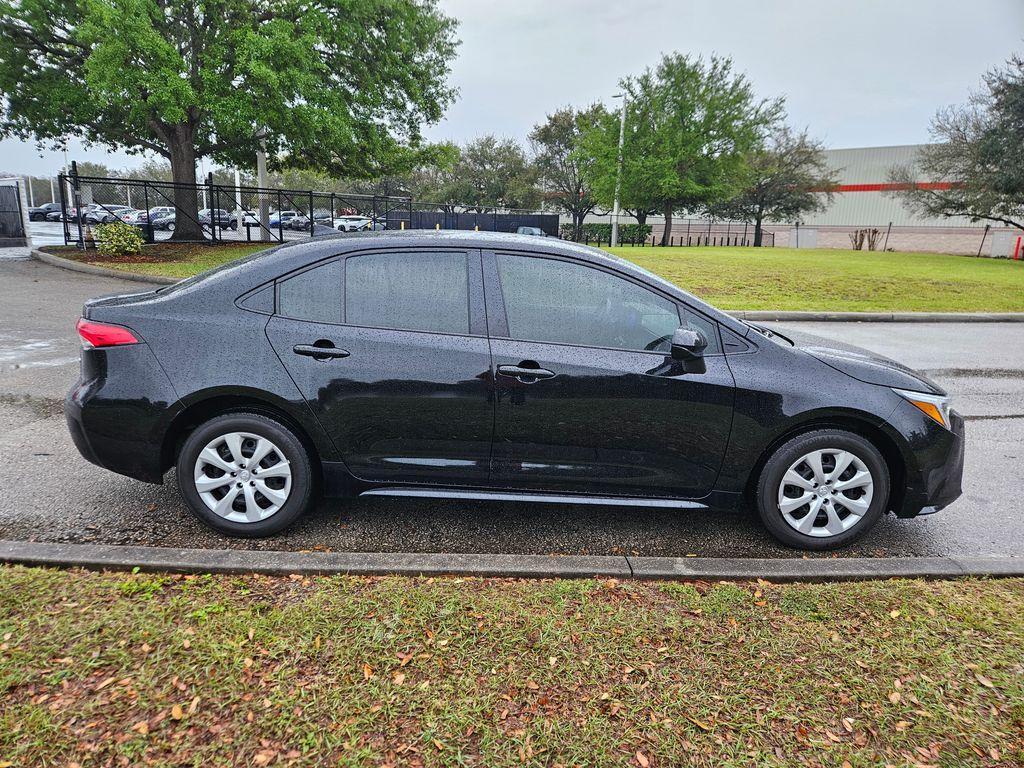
[1,540,1021,582]
[31,248,176,285]
[29,248,1024,321]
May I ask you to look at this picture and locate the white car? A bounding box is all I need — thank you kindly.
[336,215,372,232]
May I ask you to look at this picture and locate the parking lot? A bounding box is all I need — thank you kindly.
[1,256,1021,558]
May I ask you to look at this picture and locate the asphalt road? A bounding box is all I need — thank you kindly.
[1,257,1021,558]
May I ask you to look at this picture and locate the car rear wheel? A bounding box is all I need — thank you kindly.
[176,413,313,537]
[166,222,176,231]
[756,429,889,550]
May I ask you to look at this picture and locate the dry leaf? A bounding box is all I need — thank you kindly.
[132,720,149,735]
[171,704,184,720]
[636,750,650,767]
[526,680,539,690]
[974,672,994,688]
[393,672,405,686]
[363,663,374,680]
[888,691,901,704]
[188,696,200,715]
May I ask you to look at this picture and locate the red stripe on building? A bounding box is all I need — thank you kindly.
[832,181,957,193]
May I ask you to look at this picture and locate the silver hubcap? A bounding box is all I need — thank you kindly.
[193,431,292,523]
[777,448,873,538]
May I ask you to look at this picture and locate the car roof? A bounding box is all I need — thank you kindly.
[218,230,748,335]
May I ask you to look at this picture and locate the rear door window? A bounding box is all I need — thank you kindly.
[345,251,469,334]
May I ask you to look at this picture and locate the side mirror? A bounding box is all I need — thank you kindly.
[671,327,707,361]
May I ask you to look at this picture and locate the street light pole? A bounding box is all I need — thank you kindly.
[255,127,270,235]
[610,93,627,248]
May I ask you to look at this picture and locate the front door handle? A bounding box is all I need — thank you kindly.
[293,343,350,361]
[497,364,555,383]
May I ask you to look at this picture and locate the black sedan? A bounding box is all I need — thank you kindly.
[65,232,964,548]
[28,202,63,220]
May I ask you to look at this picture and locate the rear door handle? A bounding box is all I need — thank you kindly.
[293,343,350,360]
[497,364,555,382]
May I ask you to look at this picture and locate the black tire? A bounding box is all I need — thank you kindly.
[756,429,889,550]
[176,412,314,537]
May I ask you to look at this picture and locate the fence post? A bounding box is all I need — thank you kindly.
[142,182,153,243]
[70,161,85,249]
[276,190,283,242]
[883,221,893,252]
[309,191,315,237]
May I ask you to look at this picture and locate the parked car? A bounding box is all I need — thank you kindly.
[289,211,334,231]
[47,205,93,222]
[28,202,63,221]
[66,232,963,548]
[516,226,548,237]
[336,215,371,232]
[269,210,299,228]
[119,209,146,224]
[150,212,176,231]
[230,210,259,229]
[199,208,234,229]
[85,205,133,224]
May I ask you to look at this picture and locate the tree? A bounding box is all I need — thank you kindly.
[583,53,782,245]
[530,105,605,241]
[420,136,539,212]
[889,56,1024,231]
[708,126,838,246]
[0,0,458,240]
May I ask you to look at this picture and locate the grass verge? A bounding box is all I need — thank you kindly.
[2,566,1022,766]
[610,246,1024,312]
[45,243,273,279]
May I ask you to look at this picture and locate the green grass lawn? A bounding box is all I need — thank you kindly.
[2,566,1022,767]
[47,242,1024,311]
[610,246,1024,312]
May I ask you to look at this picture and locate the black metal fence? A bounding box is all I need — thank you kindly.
[56,165,563,247]
[58,166,413,247]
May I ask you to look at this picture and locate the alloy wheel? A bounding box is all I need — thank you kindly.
[193,431,292,523]
[776,448,874,538]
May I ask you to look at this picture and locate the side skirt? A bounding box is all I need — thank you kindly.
[359,487,708,509]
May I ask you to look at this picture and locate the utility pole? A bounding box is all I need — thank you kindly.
[255,127,270,235]
[610,93,627,248]
[25,176,34,207]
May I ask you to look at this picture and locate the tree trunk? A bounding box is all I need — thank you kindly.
[659,202,673,246]
[167,129,206,242]
[753,215,763,247]
[573,211,584,242]
[635,211,647,226]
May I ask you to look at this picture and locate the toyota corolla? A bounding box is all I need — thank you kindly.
[66,232,964,549]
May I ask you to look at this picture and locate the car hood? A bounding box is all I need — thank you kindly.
[772,327,945,395]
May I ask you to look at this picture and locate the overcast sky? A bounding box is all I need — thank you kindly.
[2,0,1022,177]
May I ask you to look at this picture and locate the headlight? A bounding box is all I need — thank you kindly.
[893,388,952,429]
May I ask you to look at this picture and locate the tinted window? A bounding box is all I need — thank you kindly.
[497,255,680,352]
[278,259,342,323]
[346,251,469,334]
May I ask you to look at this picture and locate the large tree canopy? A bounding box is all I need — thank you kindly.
[583,53,782,245]
[0,0,458,238]
[418,135,539,213]
[708,126,838,246]
[889,55,1024,231]
[529,105,604,241]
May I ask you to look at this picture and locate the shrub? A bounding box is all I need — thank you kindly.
[95,221,144,257]
[560,222,653,244]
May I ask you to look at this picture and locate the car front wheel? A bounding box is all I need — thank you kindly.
[756,429,889,550]
[176,413,314,537]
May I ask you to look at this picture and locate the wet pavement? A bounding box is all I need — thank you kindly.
[1,258,1021,558]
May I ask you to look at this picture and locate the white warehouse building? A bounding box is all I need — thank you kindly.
[765,145,1018,255]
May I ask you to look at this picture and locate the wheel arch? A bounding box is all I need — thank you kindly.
[160,390,331,485]
[743,411,908,515]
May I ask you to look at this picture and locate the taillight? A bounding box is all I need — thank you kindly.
[76,318,140,348]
